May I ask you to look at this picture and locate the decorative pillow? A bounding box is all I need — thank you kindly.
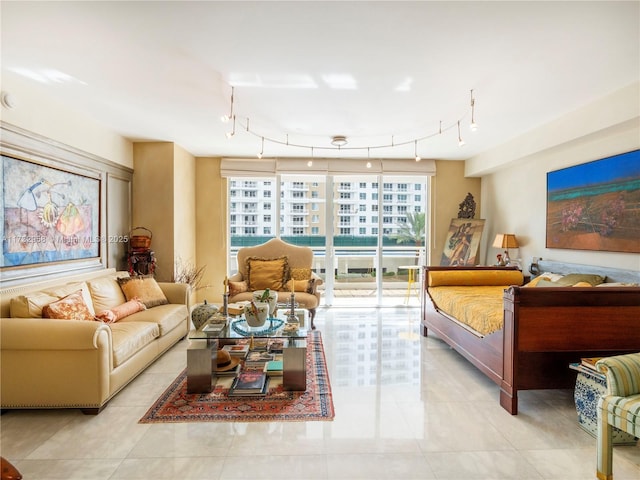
[42,290,94,321]
[290,267,312,281]
[286,279,310,292]
[117,275,168,308]
[229,280,248,297]
[534,273,605,287]
[96,298,146,323]
[246,256,289,291]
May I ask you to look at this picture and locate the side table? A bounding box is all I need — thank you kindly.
[569,363,637,444]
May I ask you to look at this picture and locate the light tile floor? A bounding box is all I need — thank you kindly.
[2,306,639,479]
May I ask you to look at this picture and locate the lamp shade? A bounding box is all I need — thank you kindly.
[493,233,519,249]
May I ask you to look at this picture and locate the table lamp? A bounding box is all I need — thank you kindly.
[493,234,519,265]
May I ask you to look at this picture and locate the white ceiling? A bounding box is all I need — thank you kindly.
[2,1,639,161]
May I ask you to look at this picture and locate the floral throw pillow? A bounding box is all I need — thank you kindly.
[42,290,94,321]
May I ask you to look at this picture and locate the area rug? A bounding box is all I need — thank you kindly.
[139,331,334,423]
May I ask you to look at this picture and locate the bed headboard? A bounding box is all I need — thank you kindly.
[532,260,640,284]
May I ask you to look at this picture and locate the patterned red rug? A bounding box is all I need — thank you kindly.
[139,331,334,423]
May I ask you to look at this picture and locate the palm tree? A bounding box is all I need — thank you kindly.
[391,212,426,268]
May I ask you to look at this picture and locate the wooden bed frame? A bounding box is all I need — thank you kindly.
[420,261,640,415]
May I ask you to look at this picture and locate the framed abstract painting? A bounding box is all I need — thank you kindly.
[1,155,101,267]
[546,150,640,253]
[440,218,485,266]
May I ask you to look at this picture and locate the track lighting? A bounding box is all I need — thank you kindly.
[221,86,234,123]
[470,89,478,132]
[257,136,264,158]
[225,115,236,138]
[222,87,478,155]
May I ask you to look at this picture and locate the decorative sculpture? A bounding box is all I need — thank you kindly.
[458,193,476,219]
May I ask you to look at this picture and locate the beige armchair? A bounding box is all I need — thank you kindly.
[228,238,323,329]
[596,353,640,480]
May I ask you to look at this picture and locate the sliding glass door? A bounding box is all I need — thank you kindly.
[227,173,428,307]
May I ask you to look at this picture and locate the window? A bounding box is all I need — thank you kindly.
[359,216,366,223]
[415,194,421,202]
[398,183,408,191]
[340,227,352,235]
[372,216,378,223]
[372,193,378,200]
[359,182,366,188]
[312,215,319,223]
[359,205,366,212]
[398,194,407,203]
[360,192,366,200]
[263,190,271,197]
[340,192,352,200]
[292,227,304,235]
[372,205,378,212]
[359,227,366,234]
[383,183,393,191]
[340,217,351,226]
[230,214,236,224]
[312,203,319,211]
[292,204,305,213]
[383,205,393,213]
[264,202,271,210]
[244,227,257,235]
[263,214,271,222]
[383,194,392,202]
[263,227,271,235]
[311,227,319,234]
[383,216,393,224]
[312,191,319,198]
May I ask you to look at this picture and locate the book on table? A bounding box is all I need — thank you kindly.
[229,371,268,396]
[263,360,283,377]
[222,344,249,358]
[581,357,604,370]
[245,351,275,366]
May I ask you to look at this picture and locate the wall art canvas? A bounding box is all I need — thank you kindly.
[546,149,640,253]
[1,155,100,267]
[441,218,485,266]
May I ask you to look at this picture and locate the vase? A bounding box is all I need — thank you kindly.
[244,302,269,327]
[191,300,218,329]
[252,290,278,316]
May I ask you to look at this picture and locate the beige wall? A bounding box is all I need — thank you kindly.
[132,143,175,281]
[1,72,133,168]
[473,83,640,271]
[195,157,228,303]
[429,161,481,265]
[173,144,197,269]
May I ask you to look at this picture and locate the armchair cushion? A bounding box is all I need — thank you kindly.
[229,280,248,297]
[246,256,289,291]
[596,353,640,397]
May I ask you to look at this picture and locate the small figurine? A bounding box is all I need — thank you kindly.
[496,253,505,266]
[503,250,511,265]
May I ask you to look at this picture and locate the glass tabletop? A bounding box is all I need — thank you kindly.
[189,316,308,341]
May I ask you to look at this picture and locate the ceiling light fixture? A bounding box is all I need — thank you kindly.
[221,86,234,123]
[307,147,314,167]
[470,89,478,132]
[223,86,477,156]
[331,135,348,147]
[257,136,264,158]
[225,115,236,138]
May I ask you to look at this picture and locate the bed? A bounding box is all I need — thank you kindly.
[420,261,640,415]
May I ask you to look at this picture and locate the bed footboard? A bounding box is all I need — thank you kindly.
[500,286,640,414]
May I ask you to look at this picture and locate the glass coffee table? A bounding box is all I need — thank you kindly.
[187,316,307,394]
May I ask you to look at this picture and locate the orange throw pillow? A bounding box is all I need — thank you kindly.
[42,290,94,321]
[96,298,146,323]
[117,276,168,308]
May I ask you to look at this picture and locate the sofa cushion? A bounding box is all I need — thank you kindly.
[246,256,289,291]
[118,303,187,336]
[88,276,127,312]
[286,278,314,293]
[534,273,605,287]
[10,291,59,318]
[117,276,168,308]
[42,290,94,321]
[109,321,160,367]
[229,280,248,297]
[96,298,146,324]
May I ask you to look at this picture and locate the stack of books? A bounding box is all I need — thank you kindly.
[263,360,283,377]
[229,370,268,396]
[222,343,249,359]
[245,351,275,367]
[581,357,603,371]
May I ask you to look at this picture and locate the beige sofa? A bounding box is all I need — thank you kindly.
[228,238,323,329]
[0,268,189,414]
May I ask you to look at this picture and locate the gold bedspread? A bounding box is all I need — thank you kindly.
[428,286,507,336]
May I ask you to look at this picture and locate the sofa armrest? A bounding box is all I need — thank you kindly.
[0,317,110,350]
[157,282,190,305]
[596,353,640,397]
[311,272,324,286]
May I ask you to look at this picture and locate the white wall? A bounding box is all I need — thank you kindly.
[1,72,133,168]
[470,83,640,271]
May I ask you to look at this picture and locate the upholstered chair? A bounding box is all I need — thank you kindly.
[228,238,323,329]
[596,353,640,480]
